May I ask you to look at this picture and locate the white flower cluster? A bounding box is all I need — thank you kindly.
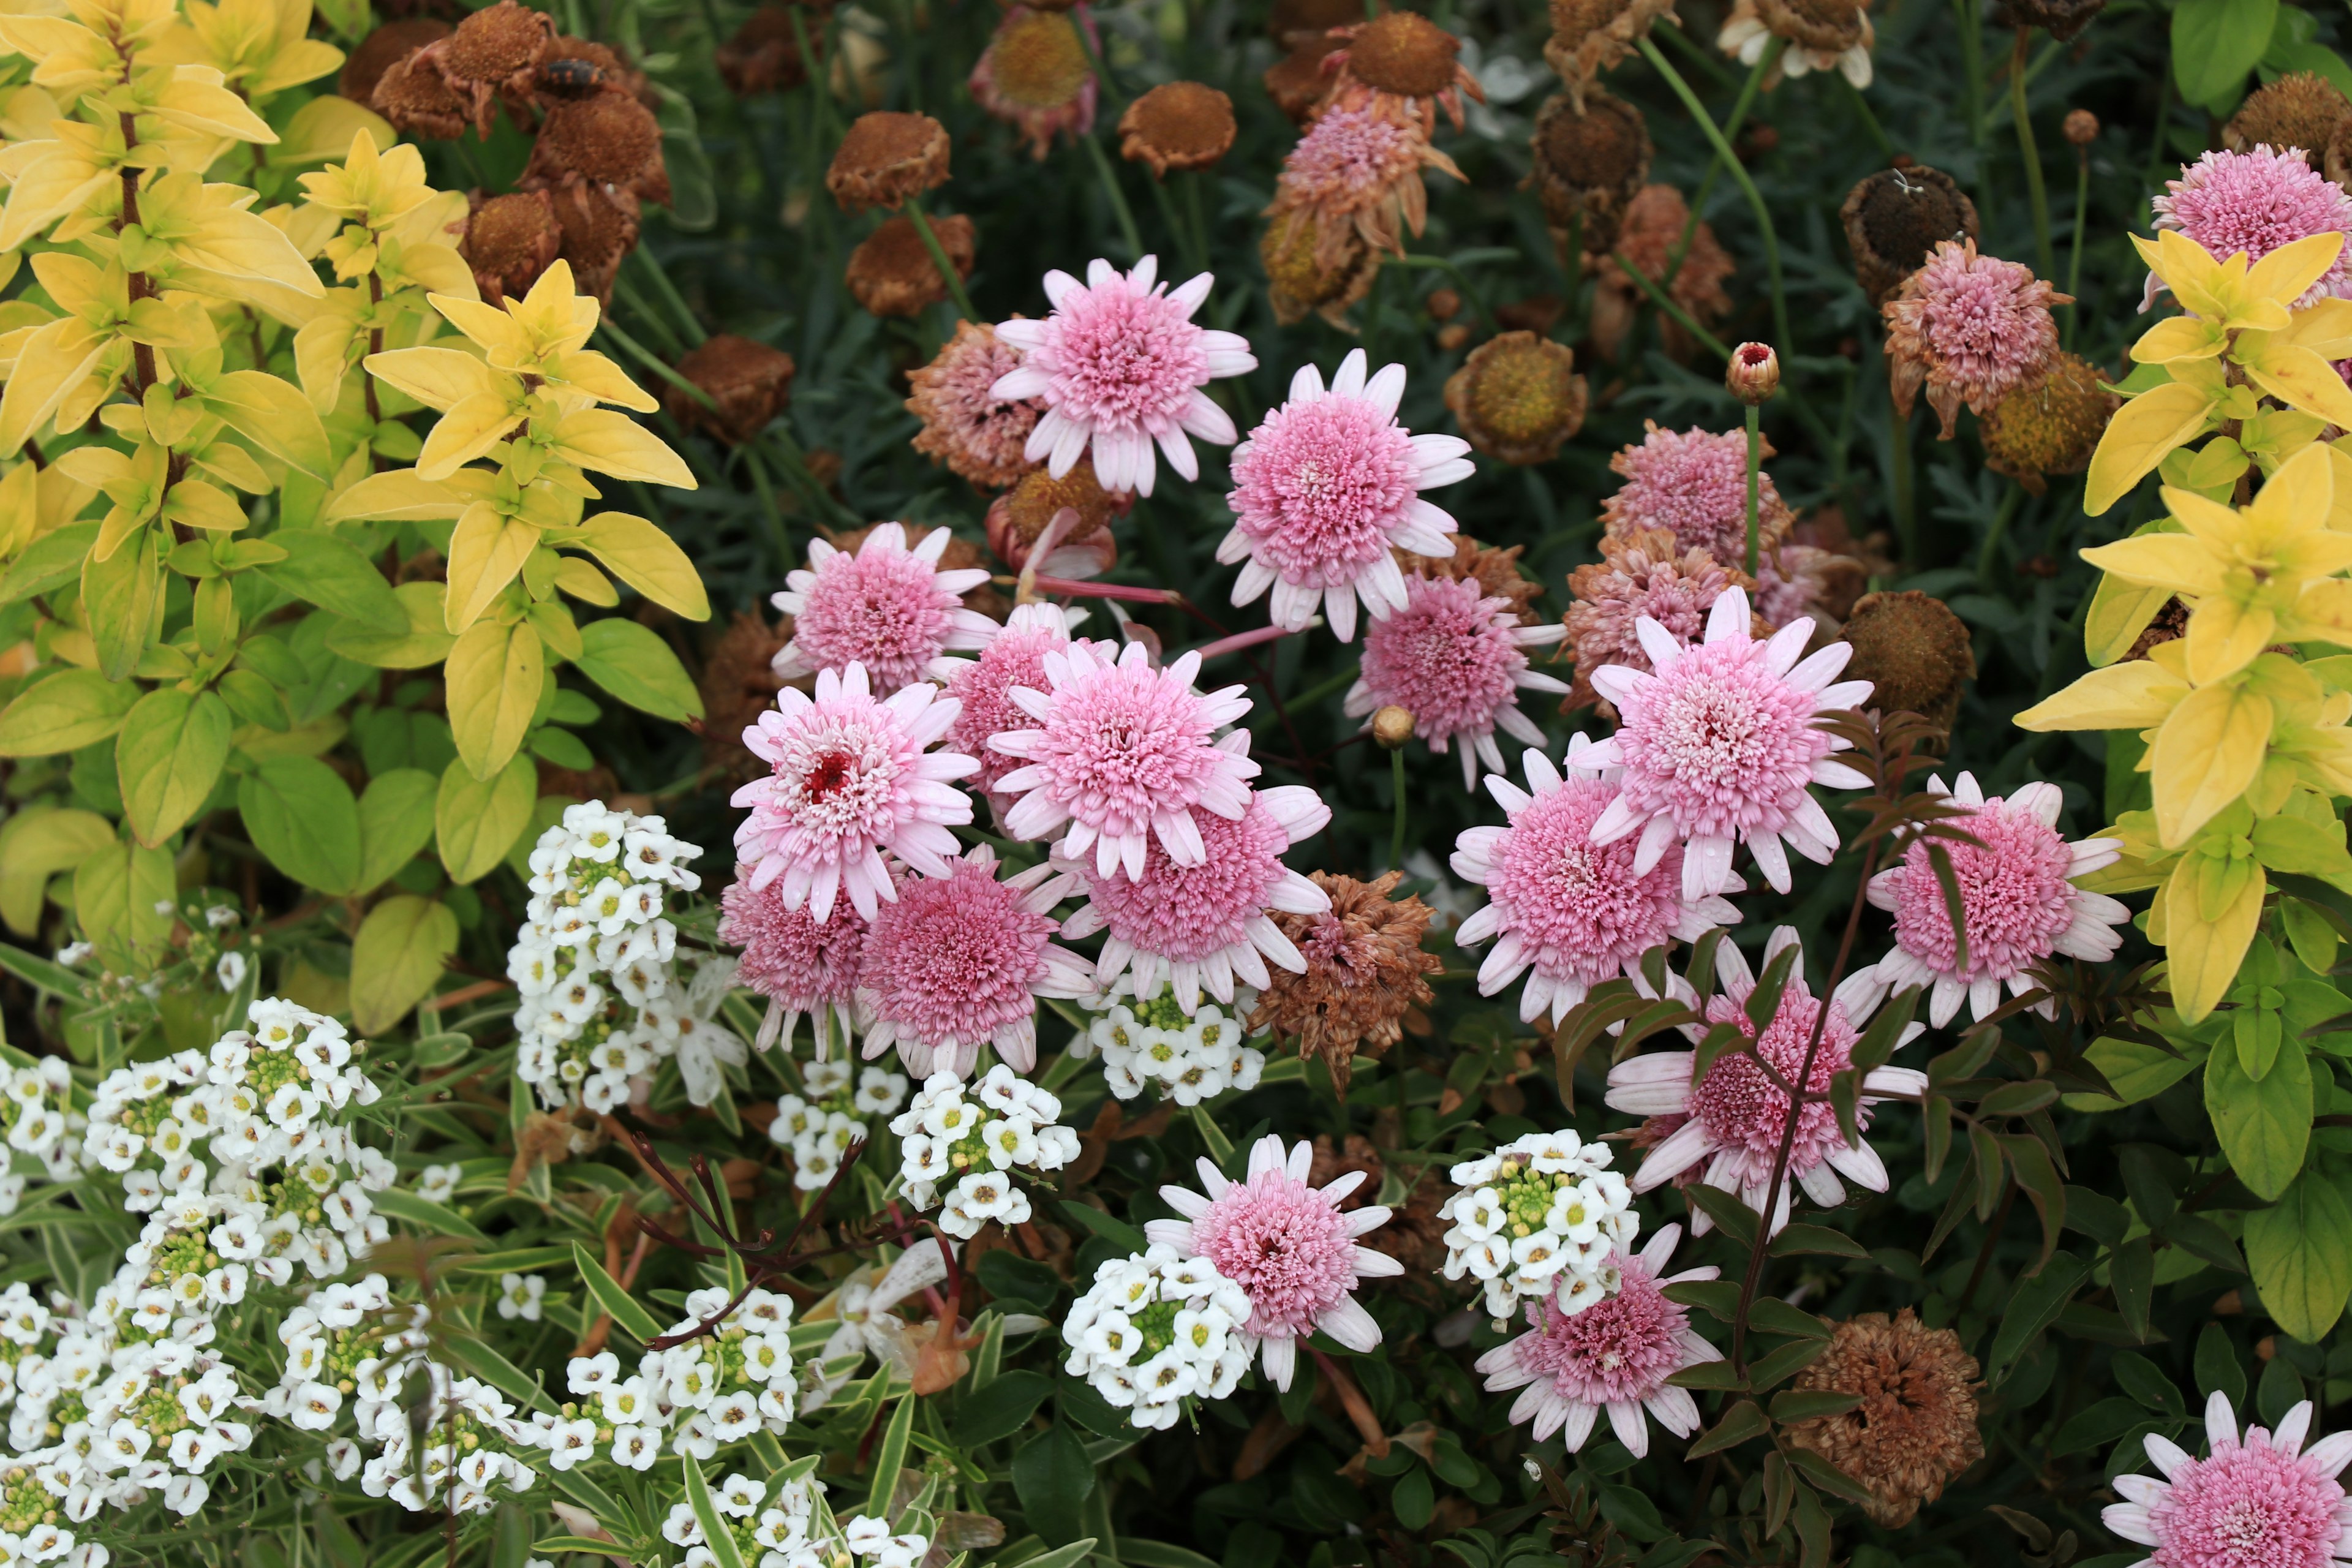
[661,1467,928,1568]
[1082,984,1265,1105]
[891,1068,1079,1239]
[510,802,737,1113]
[556,1285,800,1465]
[769,1059,908,1191]
[1061,1243,1251,1431]
[1439,1129,1639,1324]
[0,1058,80,1208]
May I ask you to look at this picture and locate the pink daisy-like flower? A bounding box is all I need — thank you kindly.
[1145,1134,1403,1391]
[855,844,1093,1078]
[2150,146,2352,311]
[733,663,978,924]
[1867,772,2130,1028]
[1474,1224,1721,1455]
[1600,423,1793,568]
[720,866,870,1053]
[989,255,1256,497]
[2105,1392,2352,1568]
[990,639,1259,879]
[1452,737,1740,1027]
[1583,587,1874,900]
[1605,927,1929,1235]
[1344,571,1569,788]
[771,522,1001,693]
[946,603,1084,799]
[1060,782,1332,1012]
[1218,348,1472,642]
[1882,239,2067,438]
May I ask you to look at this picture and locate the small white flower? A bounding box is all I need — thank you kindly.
[496,1273,548,1322]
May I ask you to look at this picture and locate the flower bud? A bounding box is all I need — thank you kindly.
[1371,706,1415,749]
[2062,108,2098,147]
[1726,342,1779,405]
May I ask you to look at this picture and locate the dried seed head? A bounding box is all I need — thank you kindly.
[718,4,820,95]
[1839,164,1978,306]
[1264,34,1345,123]
[532,92,670,200]
[1544,0,1676,110]
[443,0,555,85]
[1262,206,1379,326]
[1838,590,1975,732]
[1754,0,1868,52]
[2225,70,2352,157]
[1426,287,1460,321]
[372,49,470,140]
[2062,107,2098,146]
[1784,1310,1985,1528]
[845,213,975,318]
[668,334,796,447]
[700,610,793,780]
[827,111,952,212]
[1250,873,1441,1090]
[989,460,1129,550]
[1400,535,1545,624]
[340,18,448,105]
[1979,352,2116,495]
[907,322,1045,491]
[1529,88,1651,251]
[463,190,562,303]
[1339,10,1461,98]
[548,184,639,303]
[1119,81,1237,177]
[1443,331,1588,466]
[970,7,1098,159]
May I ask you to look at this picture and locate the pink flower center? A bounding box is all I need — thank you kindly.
[1044,281,1207,437]
[2151,1434,2346,1568]
[1485,778,1684,986]
[756,707,918,848]
[1084,797,1287,963]
[1613,638,1828,839]
[1691,986,1858,1177]
[1515,1257,1687,1405]
[1193,1168,1357,1337]
[1892,802,2074,981]
[859,860,1057,1045]
[1026,660,1231,841]
[1358,576,1526,747]
[1230,394,1419,584]
[949,625,1065,794]
[791,546,964,693]
[1280,106,1419,211]
[720,873,869,1011]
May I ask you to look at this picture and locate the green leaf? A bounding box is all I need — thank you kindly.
[1684,1398,1768,1458]
[238,755,363,896]
[258,529,406,632]
[868,1394,916,1513]
[2206,1029,2313,1200]
[0,521,99,607]
[1784,1449,1874,1509]
[1985,1253,2091,1386]
[0,669,141,757]
[952,1370,1052,1447]
[0,805,113,936]
[1056,1199,1145,1254]
[1008,1544,1101,1568]
[2195,1321,2247,1404]
[681,1455,749,1568]
[349,895,458,1035]
[115,688,231,847]
[326,579,459,669]
[571,617,704,722]
[81,530,164,680]
[71,841,172,966]
[570,1240,663,1345]
[2246,1170,2352,1341]
[1746,1298,1831,1341]
[1011,1423,1095,1547]
[1769,1224,1869,1259]
[435,755,536,884]
[2065,1035,2208,1111]
[2174,0,2277,107]
[356,767,439,894]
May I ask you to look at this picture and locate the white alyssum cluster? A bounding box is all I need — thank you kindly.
[1061,1243,1253,1431]
[891,1067,1079,1239]
[769,1059,908,1191]
[1077,981,1265,1106]
[557,1285,802,1465]
[509,802,741,1113]
[661,1466,929,1568]
[1439,1129,1640,1324]
[0,1058,79,1209]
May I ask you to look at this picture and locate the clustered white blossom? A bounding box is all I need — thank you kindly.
[1075,981,1265,1106]
[557,1285,802,1465]
[891,1068,1080,1238]
[661,1466,929,1568]
[769,1059,909,1191]
[341,1335,546,1515]
[0,1058,80,1210]
[511,804,731,1113]
[1061,1243,1253,1431]
[1439,1129,1640,1325]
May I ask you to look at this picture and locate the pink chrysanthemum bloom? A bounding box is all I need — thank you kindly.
[1882,239,2068,438]
[1344,571,1570,788]
[855,844,1092,1078]
[1061,782,1332,1012]
[720,866,870,1053]
[945,603,1083,799]
[1867,772,2129,1029]
[989,256,1256,497]
[733,663,979,924]
[1218,348,1473,642]
[1563,529,1754,714]
[2150,146,2352,311]
[1269,102,1460,268]
[771,522,1001,693]
[1474,1224,1722,1455]
[1582,588,1874,900]
[967,6,1098,160]
[1600,423,1793,567]
[1605,927,1930,1235]
[1145,1134,1403,1390]
[990,640,1259,878]
[2105,1392,2352,1568]
[1452,737,1740,1027]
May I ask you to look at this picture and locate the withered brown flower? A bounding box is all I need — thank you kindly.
[1264,32,1346,124]
[1782,1309,1985,1528]
[525,91,673,205]
[718,3,824,96]
[1562,529,1757,713]
[1986,0,2102,41]
[846,213,975,318]
[969,7,1098,159]
[463,190,561,303]
[906,322,1045,490]
[827,111,953,213]
[410,0,554,138]
[1545,0,1676,110]
[1979,350,2117,496]
[372,49,470,140]
[1321,11,1485,135]
[1443,331,1588,466]
[542,36,654,109]
[341,17,448,106]
[2224,70,2351,157]
[1840,164,1978,307]
[1588,183,1734,362]
[1262,206,1380,326]
[1249,870,1441,1091]
[546,183,640,305]
[666,334,797,447]
[984,459,1130,575]
[1719,0,1875,87]
[1268,0,1363,40]
[1529,88,1651,253]
[1400,536,1546,624]
[1119,81,1237,178]
[1838,590,1975,731]
[699,609,793,780]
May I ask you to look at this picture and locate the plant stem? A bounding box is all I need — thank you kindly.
[1287,662,1361,712]
[903,196,979,324]
[1390,748,1408,871]
[740,445,794,572]
[2009,28,2055,281]
[1743,401,1763,576]
[1082,133,1145,263]
[788,5,840,140]
[1618,255,1731,361]
[2065,144,2090,350]
[1841,73,1894,159]
[1663,39,1779,292]
[1888,396,1915,562]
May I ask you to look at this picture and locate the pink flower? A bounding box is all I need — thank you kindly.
[990,640,1258,879]
[989,256,1256,497]
[1218,349,1472,641]
[1866,772,2128,1028]
[1605,928,1928,1235]
[1583,588,1874,900]
[1600,423,1792,567]
[1061,783,1331,1012]
[1344,571,1569,788]
[1145,1134,1403,1391]
[1474,1225,1721,1455]
[946,603,1083,799]
[2105,1392,2352,1568]
[1452,738,1739,1027]
[855,845,1093,1078]
[732,663,978,924]
[2151,146,2352,309]
[1883,239,2067,437]
[720,867,870,1053]
[771,522,1000,693]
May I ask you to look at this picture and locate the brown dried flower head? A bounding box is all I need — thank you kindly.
[1264,33,1346,124]
[718,4,824,96]
[526,91,673,205]
[2063,107,2099,146]
[1267,94,1462,272]
[2225,70,2352,157]
[700,609,792,780]
[542,37,654,108]
[1839,164,1978,306]
[372,48,470,140]
[847,213,975,318]
[907,321,1045,490]
[546,183,641,305]
[1980,351,2117,495]
[1562,528,1757,712]
[463,190,562,303]
[1986,0,2102,41]
[1530,88,1651,253]
[667,334,796,447]
[1721,0,1874,85]
[1249,870,1442,1090]
[985,459,1131,573]
[1261,205,1381,326]
[1545,0,1676,111]
[1589,183,1733,362]
[970,7,1098,159]
[1783,1309,1985,1528]
[1120,81,1237,178]
[341,18,448,106]
[417,0,554,138]
[1838,590,1975,731]
[1401,536,1547,624]
[1444,332,1589,466]
[827,111,952,213]
[1322,11,1484,134]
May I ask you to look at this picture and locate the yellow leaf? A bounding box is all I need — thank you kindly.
[0,804,113,935]
[416,391,524,480]
[2085,575,2176,666]
[2152,682,2274,847]
[2248,232,2346,312]
[362,345,496,413]
[568,511,710,620]
[549,349,658,412]
[2015,661,2191,731]
[445,504,538,632]
[2287,296,2352,359]
[446,619,543,780]
[325,580,458,668]
[148,65,278,142]
[161,477,247,533]
[0,315,107,453]
[551,557,618,606]
[544,408,696,489]
[2078,533,2226,595]
[322,466,469,524]
[2130,315,2225,363]
[434,753,535,884]
[2244,344,2352,429]
[348,894,459,1033]
[2088,382,2224,515]
[2183,597,2277,685]
[2160,855,2267,1024]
